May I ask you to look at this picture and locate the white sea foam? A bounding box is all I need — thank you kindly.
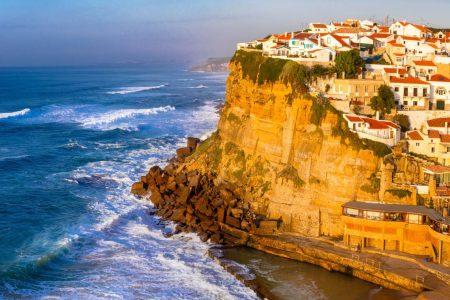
[107,85,167,95]
[189,84,208,89]
[79,106,175,130]
[0,108,30,119]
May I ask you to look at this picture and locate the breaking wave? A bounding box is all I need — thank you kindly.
[107,85,167,95]
[0,108,30,119]
[79,106,175,130]
[189,84,208,89]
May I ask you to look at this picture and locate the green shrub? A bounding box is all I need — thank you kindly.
[386,189,411,199]
[278,165,304,188]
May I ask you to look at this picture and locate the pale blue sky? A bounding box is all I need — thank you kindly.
[1,0,449,66]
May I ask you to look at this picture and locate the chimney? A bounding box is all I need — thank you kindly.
[285,32,288,37]
[375,111,380,120]
[318,35,322,47]
[291,32,294,39]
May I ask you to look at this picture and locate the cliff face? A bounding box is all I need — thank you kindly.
[184,59,384,237]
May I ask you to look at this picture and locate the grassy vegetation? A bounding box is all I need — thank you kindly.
[360,173,381,194]
[192,131,222,170]
[386,189,411,199]
[231,50,392,158]
[231,50,333,92]
[278,165,304,188]
[226,112,241,124]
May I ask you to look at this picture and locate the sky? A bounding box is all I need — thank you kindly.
[1,0,450,67]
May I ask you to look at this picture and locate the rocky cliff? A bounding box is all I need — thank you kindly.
[132,50,393,239]
[179,51,392,238]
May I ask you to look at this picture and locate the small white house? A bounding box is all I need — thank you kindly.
[344,114,401,146]
[429,74,450,110]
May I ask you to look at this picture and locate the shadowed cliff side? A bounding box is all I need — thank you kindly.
[182,50,391,238]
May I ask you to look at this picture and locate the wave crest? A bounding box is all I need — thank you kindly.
[0,108,30,119]
[80,106,175,130]
[107,85,167,95]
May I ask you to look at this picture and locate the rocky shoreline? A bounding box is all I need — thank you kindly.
[131,137,280,246]
[131,137,450,299]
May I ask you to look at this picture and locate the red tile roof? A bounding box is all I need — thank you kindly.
[428,129,441,138]
[424,165,450,174]
[429,74,450,82]
[427,117,450,127]
[344,115,399,130]
[370,33,391,39]
[401,36,422,41]
[390,77,429,85]
[441,134,450,143]
[312,23,328,29]
[413,60,437,67]
[407,130,423,140]
[384,68,407,75]
[388,41,405,47]
[411,24,431,33]
[328,34,351,48]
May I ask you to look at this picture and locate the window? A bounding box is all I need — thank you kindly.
[447,147,450,153]
[407,214,421,224]
[423,88,427,97]
[345,208,359,217]
[403,100,408,105]
[394,87,399,92]
[413,101,418,106]
[364,211,382,220]
[416,142,420,146]
[413,88,418,97]
[404,87,408,96]
[437,88,446,96]
[431,147,435,153]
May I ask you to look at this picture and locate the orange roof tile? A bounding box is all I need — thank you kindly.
[424,165,450,174]
[401,36,422,41]
[427,117,450,127]
[370,33,391,39]
[312,23,328,29]
[345,115,399,129]
[384,68,407,75]
[413,60,437,67]
[390,77,429,85]
[388,41,405,47]
[429,74,450,82]
[407,131,423,140]
[428,129,441,138]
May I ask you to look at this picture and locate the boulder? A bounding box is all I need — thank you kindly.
[226,214,241,228]
[176,147,191,160]
[150,191,163,207]
[187,137,200,150]
[230,208,243,219]
[131,182,146,196]
[171,208,186,223]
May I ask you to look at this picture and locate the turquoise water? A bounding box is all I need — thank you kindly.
[0,65,257,298]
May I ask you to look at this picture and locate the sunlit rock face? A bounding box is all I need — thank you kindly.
[184,60,382,238]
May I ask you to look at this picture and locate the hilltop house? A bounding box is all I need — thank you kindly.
[389,21,431,38]
[429,74,450,110]
[343,114,400,146]
[386,41,406,65]
[309,23,329,33]
[321,34,352,51]
[411,60,438,80]
[389,76,430,110]
[330,78,384,106]
[407,117,450,166]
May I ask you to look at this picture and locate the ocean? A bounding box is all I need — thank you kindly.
[0,65,388,299]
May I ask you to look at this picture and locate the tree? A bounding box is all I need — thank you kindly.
[393,114,411,132]
[370,85,395,117]
[334,49,364,79]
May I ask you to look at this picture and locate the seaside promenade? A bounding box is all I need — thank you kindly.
[247,233,450,299]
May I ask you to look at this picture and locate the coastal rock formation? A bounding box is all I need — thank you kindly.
[133,51,391,240]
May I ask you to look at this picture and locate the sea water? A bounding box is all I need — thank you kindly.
[0,65,384,299]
